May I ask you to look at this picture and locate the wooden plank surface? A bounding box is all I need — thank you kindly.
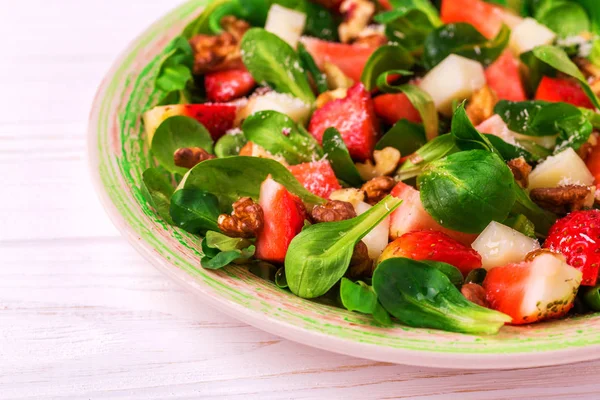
[1,1,600,398]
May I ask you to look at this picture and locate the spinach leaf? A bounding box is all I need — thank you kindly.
[396,134,459,180]
[140,167,175,224]
[373,257,511,334]
[418,150,516,233]
[299,0,338,40]
[485,134,540,162]
[574,0,600,34]
[376,119,427,155]
[242,110,322,164]
[422,23,510,69]
[388,0,442,25]
[504,214,537,238]
[465,268,487,285]
[340,278,392,326]
[214,131,248,158]
[275,267,288,288]
[519,49,557,96]
[532,45,600,109]
[423,261,464,287]
[511,184,557,236]
[451,103,497,153]
[249,261,278,280]
[182,156,325,210]
[241,28,315,104]
[183,0,232,37]
[153,37,194,104]
[298,42,328,94]
[376,73,439,141]
[322,128,364,187]
[361,45,415,91]
[285,196,402,298]
[201,231,255,270]
[150,116,214,175]
[169,189,221,234]
[534,0,590,37]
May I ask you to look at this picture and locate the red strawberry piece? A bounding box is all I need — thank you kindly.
[373,93,422,126]
[485,50,527,101]
[255,177,307,263]
[380,230,482,275]
[483,253,582,324]
[288,160,341,198]
[535,76,595,109]
[586,142,600,188]
[543,210,600,286]
[441,0,506,39]
[204,68,256,103]
[308,83,379,161]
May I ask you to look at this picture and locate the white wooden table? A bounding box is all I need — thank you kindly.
[2,1,600,398]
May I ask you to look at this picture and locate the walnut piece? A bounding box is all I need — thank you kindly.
[311,200,357,223]
[173,147,215,169]
[218,197,264,238]
[353,32,388,47]
[189,16,250,75]
[316,88,348,108]
[466,85,498,126]
[507,157,532,188]
[329,188,365,207]
[529,185,595,215]
[361,176,396,205]
[461,284,489,308]
[356,147,401,181]
[347,241,374,279]
[339,0,376,44]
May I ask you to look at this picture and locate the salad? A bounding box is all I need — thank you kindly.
[137,0,600,335]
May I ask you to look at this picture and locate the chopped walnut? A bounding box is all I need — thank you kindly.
[311,200,357,223]
[361,176,396,205]
[529,185,595,215]
[461,284,489,308]
[323,62,354,90]
[507,157,532,188]
[466,85,498,126]
[218,197,264,238]
[316,88,348,108]
[173,147,215,169]
[356,147,401,181]
[578,133,598,161]
[329,188,366,207]
[189,16,249,75]
[347,241,374,279]
[339,0,376,44]
[353,32,388,47]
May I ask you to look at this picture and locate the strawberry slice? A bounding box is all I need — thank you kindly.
[535,76,595,109]
[204,68,256,103]
[300,37,378,82]
[389,182,478,245]
[308,83,379,161]
[380,230,482,276]
[483,253,582,324]
[373,93,422,126]
[485,50,527,101]
[586,141,600,188]
[543,210,600,286]
[288,160,341,198]
[441,0,506,39]
[143,104,238,141]
[255,177,307,263]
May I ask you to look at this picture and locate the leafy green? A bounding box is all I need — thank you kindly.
[242,110,321,165]
[183,0,232,37]
[373,258,511,334]
[322,128,364,187]
[519,49,557,96]
[451,103,497,153]
[140,167,175,224]
[422,23,510,69]
[574,0,600,34]
[151,116,214,175]
[418,150,517,234]
[200,231,255,270]
[396,134,459,180]
[465,268,487,285]
[151,36,195,105]
[376,119,427,155]
[340,278,392,326]
[511,184,557,236]
[423,261,464,288]
[534,0,590,37]
[297,42,328,94]
[214,131,248,158]
[241,28,315,104]
[361,45,415,91]
[532,45,600,109]
[169,189,220,234]
[275,267,288,288]
[485,134,540,162]
[582,284,600,311]
[249,261,278,280]
[182,156,324,210]
[285,196,402,298]
[504,214,537,238]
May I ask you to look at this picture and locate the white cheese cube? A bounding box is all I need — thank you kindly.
[355,201,390,261]
[528,148,594,189]
[264,5,306,49]
[510,18,556,55]
[472,222,540,270]
[237,92,312,125]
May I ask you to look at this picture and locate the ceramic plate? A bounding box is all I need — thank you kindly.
[88,0,600,369]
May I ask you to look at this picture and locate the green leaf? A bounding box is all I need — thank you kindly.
[285,196,402,298]
[451,103,496,153]
[504,214,536,238]
[534,0,590,37]
[373,258,511,334]
[376,119,427,155]
[169,189,220,234]
[376,1,441,52]
[214,131,248,158]
[396,134,459,180]
[582,284,600,311]
[485,134,540,162]
[200,231,255,270]
[241,28,315,104]
[388,0,442,26]
[298,42,328,94]
[299,0,339,40]
[150,36,195,105]
[519,49,557,96]
[242,110,322,165]
[322,128,364,187]
[574,0,600,34]
[532,45,600,110]
[182,156,325,210]
[511,184,557,236]
[423,23,510,69]
[422,260,464,287]
[275,267,288,288]
[140,167,175,224]
[340,278,378,313]
[183,0,232,38]
[361,45,415,91]
[465,268,487,285]
[151,116,214,175]
[418,150,516,233]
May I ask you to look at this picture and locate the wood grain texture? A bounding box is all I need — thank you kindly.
[1,1,600,398]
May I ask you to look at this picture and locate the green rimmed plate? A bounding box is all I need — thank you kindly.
[88,0,600,369]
